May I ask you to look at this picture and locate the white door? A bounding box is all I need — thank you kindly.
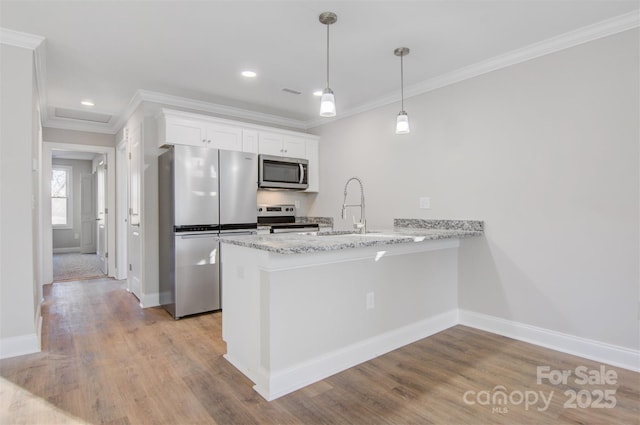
[128,125,143,300]
[96,160,108,275]
[80,172,96,253]
[116,140,129,280]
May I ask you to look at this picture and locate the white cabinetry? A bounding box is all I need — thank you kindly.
[242,129,258,154]
[304,138,319,193]
[158,109,319,192]
[159,111,241,151]
[258,132,306,158]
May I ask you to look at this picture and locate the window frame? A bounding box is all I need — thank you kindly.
[51,165,73,229]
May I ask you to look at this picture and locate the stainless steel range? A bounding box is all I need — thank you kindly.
[257,204,319,234]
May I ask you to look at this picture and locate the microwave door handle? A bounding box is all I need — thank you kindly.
[299,163,305,184]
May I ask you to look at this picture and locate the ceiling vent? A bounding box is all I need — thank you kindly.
[281,88,302,95]
[54,107,112,123]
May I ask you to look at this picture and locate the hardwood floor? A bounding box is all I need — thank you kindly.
[1,278,638,424]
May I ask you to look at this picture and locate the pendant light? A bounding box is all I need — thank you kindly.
[319,12,337,117]
[394,47,410,134]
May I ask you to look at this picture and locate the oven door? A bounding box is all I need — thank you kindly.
[259,155,308,190]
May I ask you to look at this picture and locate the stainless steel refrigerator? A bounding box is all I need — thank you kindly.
[159,145,257,319]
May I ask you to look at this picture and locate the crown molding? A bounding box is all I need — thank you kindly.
[0,27,45,49]
[305,9,640,129]
[134,90,308,130]
[43,88,311,135]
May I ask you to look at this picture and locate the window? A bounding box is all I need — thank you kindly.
[51,165,72,227]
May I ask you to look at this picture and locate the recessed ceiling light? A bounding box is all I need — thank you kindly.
[241,71,257,78]
[81,100,94,106]
[313,90,323,97]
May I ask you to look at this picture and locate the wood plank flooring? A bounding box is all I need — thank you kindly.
[1,278,638,424]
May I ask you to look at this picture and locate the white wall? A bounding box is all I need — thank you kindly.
[0,44,40,358]
[309,29,639,351]
[51,158,93,251]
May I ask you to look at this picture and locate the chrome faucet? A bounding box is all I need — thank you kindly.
[341,177,366,234]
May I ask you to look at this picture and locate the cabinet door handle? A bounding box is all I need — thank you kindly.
[202,139,206,144]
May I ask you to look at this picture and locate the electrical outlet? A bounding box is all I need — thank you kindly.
[74,233,79,239]
[294,200,300,209]
[366,292,375,310]
[419,197,431,209]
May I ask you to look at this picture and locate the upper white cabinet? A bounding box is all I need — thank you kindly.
[242,129,258,154]
[159,110,241,151]
[158,109,320,192]
[258,132,306,158]
[304,138,319,193]
[258,132,284,156]
[206,124,242,151]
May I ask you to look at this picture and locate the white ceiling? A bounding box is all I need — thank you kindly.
[1,1,639,133]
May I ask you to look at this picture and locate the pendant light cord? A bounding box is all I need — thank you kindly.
[400,53,404,111]
[326,24,330,88]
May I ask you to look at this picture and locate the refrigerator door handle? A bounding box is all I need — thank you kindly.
[219,229,257,236]
[179,233,218,239]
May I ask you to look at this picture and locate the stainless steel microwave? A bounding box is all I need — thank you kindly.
[258,155,308,190]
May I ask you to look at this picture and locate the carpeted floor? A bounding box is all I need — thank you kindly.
[52,253,106,282]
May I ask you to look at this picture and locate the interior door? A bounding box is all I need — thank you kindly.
[116,140,129,280]
[96,160,108,274]
[80,172,96,253]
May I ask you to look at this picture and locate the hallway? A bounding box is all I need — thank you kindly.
[52,253,105,282]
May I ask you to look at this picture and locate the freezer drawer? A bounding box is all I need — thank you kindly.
[174,233,220,318]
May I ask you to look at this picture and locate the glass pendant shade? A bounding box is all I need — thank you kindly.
[319,12,337,117]
[394,47,410,135]
[320,88,336,117]
[396,111,410,134]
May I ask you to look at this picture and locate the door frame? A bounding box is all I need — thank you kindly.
[42,142,116,285]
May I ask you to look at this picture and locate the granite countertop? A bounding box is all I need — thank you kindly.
[221,219,483,255]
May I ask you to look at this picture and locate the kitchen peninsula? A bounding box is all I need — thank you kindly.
[220,219,483,400]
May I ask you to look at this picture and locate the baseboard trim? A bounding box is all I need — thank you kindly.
[35,303,43,351]
[458,309,640,372]
[139,292,160,308]
[254,309,458,401]
[52,247,81,254]
[0,333,40,359]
